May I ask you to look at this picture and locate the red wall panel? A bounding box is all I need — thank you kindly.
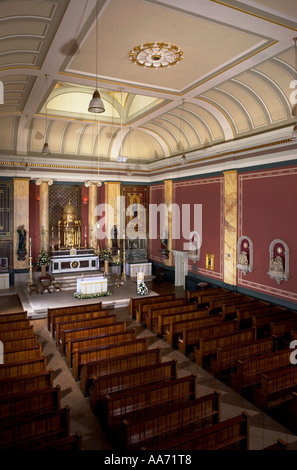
[238,166,297,302]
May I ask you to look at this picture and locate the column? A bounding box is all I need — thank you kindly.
[35,178,53,253]
[105,182,121,249]
[85,181,98,248]
[164,179,173,266]
[223,170,238,286]
[13,178,30,271]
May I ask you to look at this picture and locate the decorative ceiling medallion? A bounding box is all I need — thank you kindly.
[129,42,183,68]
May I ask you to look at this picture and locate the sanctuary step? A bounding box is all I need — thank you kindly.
[49,271,106,291]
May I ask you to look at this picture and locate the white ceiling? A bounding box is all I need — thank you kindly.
[0,0,296,182]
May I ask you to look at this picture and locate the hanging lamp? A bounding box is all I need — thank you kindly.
[88,0,105,114]
[42,73,51,154]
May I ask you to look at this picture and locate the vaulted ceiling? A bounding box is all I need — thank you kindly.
[0,0,296,182]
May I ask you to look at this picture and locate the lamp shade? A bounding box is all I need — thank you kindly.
[88,90,105,113]
[42,142,51,154]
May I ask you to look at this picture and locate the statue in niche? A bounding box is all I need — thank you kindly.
[238,251,248,266]
[270,255,284,273]
[268,239,289,284]
[188,231,200,262]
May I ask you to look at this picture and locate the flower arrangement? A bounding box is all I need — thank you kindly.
[37,250,51,267]
[137,281,148,296]
[74,290,112,299]
[99,247,113,262]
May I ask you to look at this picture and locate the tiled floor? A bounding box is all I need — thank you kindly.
[2,276,297,451]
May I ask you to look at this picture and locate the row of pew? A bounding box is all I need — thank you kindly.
[0,309,82,450]
[48,295,250,450]
[145,286,297,435]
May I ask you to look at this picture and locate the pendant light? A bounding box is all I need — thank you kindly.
[88,0,105,114]
[180,98,186,164]
[42,73,51,154]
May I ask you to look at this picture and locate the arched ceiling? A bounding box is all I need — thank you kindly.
[0,0,296,182]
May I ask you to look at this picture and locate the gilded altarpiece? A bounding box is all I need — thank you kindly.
[49,185,81,249]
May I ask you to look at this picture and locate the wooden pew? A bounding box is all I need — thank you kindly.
[33,431,82,450]
[89,360,178,411]
[255,365,297,410]
[213,336,275,378]
[262,439,287,450]
[66,328,137,367]
[0,385,61,420]
[147,303,198,331]
[102,374,197,430]
[207,293,248,313]
[3,344,43,364]
[0,318,31,332]
[0,369,54,397]
[178,320,238,355]
[186,287,226,304]
[56,313,117,348]
[0,311,28,323]
[252,308,294,339]
[80,347,161,396]
[0,405,71,450]
[157,307,210,337]
[141,412,250,451]
[194,328,255,367]
[48,301,102,331]
[220,298,260,321]
[50,308,108,338]
[165,313,222,348]
[60,320,126,355]
[0,356,47,380]
[0,325,34,341]
[236,303,279,329]
[139,298,186,326]
[122,391,221,450]
[232,349,292,392]
[1,335,38,353]
[73,337,148,380]
[270,317,297,348]
[129,294,176,319]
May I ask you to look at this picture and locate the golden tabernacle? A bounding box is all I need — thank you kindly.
[58,200,81,249]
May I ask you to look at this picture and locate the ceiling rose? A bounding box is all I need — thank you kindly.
[129,42,183,68]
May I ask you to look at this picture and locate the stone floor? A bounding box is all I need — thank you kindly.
[1,275,297,451]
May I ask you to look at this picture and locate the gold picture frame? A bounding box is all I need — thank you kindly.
[206,253,214,270]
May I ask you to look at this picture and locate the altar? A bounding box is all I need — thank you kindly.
[126,262,152,278]
[50,249,99,274]
[76,276,107,295]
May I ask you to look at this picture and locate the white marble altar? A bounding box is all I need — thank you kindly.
[126,262,152,277]
[76,276,107,295]
[50,254,99,274]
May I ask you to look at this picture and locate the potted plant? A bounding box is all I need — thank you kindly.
[37,250,50,277]
[99,247,113,275]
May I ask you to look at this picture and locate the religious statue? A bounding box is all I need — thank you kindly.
[270,255,284,273]
[238,251,248,265]
[188,231,200,262]
[17,225,27,261]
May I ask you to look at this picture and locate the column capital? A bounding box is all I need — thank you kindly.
[35,178,53,186]
[84,180,102,187]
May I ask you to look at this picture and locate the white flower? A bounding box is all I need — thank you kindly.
[137,281,148,296]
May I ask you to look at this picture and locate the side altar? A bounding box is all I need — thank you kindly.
[49,249,99,274]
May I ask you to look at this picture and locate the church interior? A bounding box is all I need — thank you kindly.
[1,0,297,453]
